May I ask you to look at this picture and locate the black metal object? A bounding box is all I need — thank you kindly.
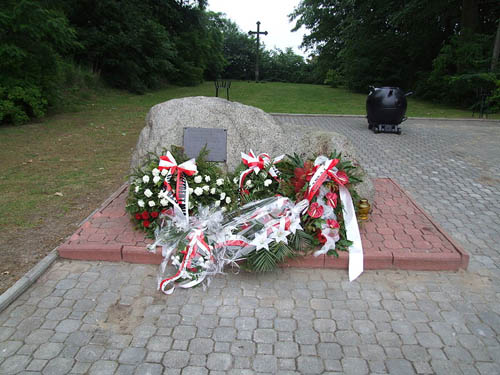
[215,80,231,100]
[472,87,492,118]
[366,86,412,135]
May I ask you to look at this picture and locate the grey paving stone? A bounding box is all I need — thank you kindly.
[274,318,297,332]
[55,319,81,333]
[295,329,319,345]
[297,356,324,374]
[386,358,415,374]
[33,342,63,359]
[188,338,214,355]
[317,342,342,360]
[118,347,146,365]
[134,363,163,375]
[181,366,208,375]
[275,341,299,358]
[252,354,277,372]
[76,345,105,362]
[342,357,369,375]
[0,340,22,358]
[163,350,190,369]
[88,360,118,375]
[42,357,74,375]
[213,326,236,342]
[235,317,257,331]
[254,328,277,344]
[207,353,232,371]
[0,355,30,374]
[229,340,255,357]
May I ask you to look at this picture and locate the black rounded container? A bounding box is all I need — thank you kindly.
[366,86,409,128]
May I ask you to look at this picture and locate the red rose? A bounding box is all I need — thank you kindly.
[325,192,338,208]
[316,231,327,244]
[143,220,150,228]
[150,211,159,219]
[327,219,340,229]
[135,213,142,220]
[308,202,324,218]
[141,211,149,220]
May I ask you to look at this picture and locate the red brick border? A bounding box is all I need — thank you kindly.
[57,179,469,272]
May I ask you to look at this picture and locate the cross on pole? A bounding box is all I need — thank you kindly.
[248,21,268,82]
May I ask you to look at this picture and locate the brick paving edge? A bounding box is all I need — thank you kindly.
[388,178,469,269]
[0,249,58,313]
[77,182,129,227]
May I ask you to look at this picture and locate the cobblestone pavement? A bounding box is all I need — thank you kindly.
[1,116,499,374]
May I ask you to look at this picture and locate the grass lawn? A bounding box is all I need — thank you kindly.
[0,81,497,293]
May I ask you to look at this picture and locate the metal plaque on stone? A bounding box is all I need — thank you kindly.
[183,127,227,162]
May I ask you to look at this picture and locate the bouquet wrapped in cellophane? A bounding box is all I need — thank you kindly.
[148,196,308,294]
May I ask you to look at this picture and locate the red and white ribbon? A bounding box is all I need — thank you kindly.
[159,229,212,294]
[307,156,363,281]
[239,150,284,194]
[158,151,197,204]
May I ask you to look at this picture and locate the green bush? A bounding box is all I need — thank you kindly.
[0,0,77,125]
[324,69,344,88]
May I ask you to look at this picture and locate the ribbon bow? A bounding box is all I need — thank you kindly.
[239,150,284,194]
[305,156,349,202]
[158,151,197,204]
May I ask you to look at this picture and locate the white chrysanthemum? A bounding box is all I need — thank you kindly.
[153,175,161,184]
[148,200,155,207]
[264,179,272,187]
[246,180,253,187]
[134,185,140,193]
[220,192,226,200]
[194,187,203,196]
[144,189,153,198]
[142,175,150,183]
[152,168,160,176]
[214,200,220,207]
[202,185,209,192]
[216,178,224,186]
[221,207,227,212]
[225,197,231,204]
[161,168,168,176]
[204,175,211,182]
[194,176,202,183]
[138,199,145,208]
[233,177,238,184]
[188,188,194,194]
[210,188,216,194]
[160,198,168,206]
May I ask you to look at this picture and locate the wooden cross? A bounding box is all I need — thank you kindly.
[248,21,268,82]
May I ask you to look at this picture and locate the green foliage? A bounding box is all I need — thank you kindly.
[290,0,500,109]
[0,0,78,124]
[419,32,498,107]
[245,241,295,272]
[324,69,343,88]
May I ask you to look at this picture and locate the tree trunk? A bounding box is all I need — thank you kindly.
[462,0,478,33]
[491,20,500,72]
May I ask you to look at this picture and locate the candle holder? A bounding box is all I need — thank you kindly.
[358,199,371,220]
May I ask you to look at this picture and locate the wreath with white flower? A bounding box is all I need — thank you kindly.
[126,147,237,237]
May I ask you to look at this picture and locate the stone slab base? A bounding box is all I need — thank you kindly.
[58,179,469,271]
